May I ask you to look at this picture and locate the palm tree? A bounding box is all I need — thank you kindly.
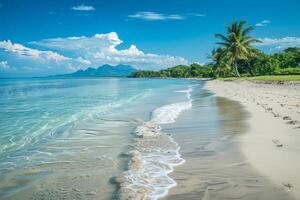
[210,48,230,77]
[215,20,261,77]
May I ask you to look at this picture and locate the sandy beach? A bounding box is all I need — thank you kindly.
[205,80,300,198]
[1,78,299,200]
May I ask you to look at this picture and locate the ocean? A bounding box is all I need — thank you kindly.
[0,78,292,200]
[0,77,197,199]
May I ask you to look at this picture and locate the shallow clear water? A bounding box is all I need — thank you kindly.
[0,77,196,199]
[1,78,292,200]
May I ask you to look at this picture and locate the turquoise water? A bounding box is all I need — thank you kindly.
[0,77,197,199]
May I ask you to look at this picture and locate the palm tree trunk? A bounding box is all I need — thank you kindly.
[234,58,240,77]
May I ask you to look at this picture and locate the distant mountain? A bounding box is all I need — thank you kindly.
[54,64,137,77]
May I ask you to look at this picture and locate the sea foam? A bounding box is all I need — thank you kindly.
[117,87,193,200]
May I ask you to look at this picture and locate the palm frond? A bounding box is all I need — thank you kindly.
[242,26,254,36]
[215,34,231,43]
[214,20,260,77]
[216,42,231,47]
[241,38,261,45]
[237,20,247,32]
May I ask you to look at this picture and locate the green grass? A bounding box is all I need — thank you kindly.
[217,77,242,81]
[217,75,300,82]
[250,75,300,81]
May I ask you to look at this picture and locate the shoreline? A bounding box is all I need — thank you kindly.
[205,79,300,198]
[115,87,193,199]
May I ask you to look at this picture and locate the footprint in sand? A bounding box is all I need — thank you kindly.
[286,120,300,125]
[272,112,280,118]
[283,116,291,120]
[282,182,293,192]
[272,139,283,147]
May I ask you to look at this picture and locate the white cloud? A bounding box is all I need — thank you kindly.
[0,32,188,76]
[0,40,76,76]
[31,32,188,69]
[256,20,271,27]
[255,23,264,27]
[128,12,184,21]
[0,40,69,62]
[187,13,206,17]
[76,56,92,65]
[71,4,95,11]
[128,11,205,21]
[255,37,300,49]
[262,20,271,24]
[0,61,10,70]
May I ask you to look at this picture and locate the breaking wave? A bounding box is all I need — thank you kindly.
[116,87,193,200]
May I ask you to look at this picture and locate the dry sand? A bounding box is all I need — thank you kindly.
[205,80,300,198]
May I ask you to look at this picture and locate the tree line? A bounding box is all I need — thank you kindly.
[130,20,300,78]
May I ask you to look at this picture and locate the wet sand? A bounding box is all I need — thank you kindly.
[205,80,300,199]
[163,86,293,199]
[2,79,298,200]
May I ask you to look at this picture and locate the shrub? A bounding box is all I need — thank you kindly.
[272,67,300,75]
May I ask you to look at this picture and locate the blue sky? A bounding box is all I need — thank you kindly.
[0,0,300,77]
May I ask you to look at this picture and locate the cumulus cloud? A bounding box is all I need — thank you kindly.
[0,32,188,76]
[256,20,271,27]
[0,40,77,76]
[128,11,205,21]
[255,37,300,49]
[31,32,188,69]
[0,61,10,70]
[71,4,95,11]
[0,40,69,62]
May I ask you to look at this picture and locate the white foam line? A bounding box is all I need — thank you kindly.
[151,86,193,125]
[117,86,193,200]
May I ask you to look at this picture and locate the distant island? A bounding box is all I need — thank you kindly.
[52,64,137,77]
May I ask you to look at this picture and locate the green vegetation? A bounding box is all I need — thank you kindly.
[130,63,213,78]
[130,20,300,80]
[218,75,300,82]
[214,20,260,77]
[212,21,300,78]
[250,75,300,81]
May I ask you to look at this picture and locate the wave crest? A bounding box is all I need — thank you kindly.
[117,87,193,200]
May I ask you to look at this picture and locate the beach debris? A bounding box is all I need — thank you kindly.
[283,116,291,120]
[272,139,283,147]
